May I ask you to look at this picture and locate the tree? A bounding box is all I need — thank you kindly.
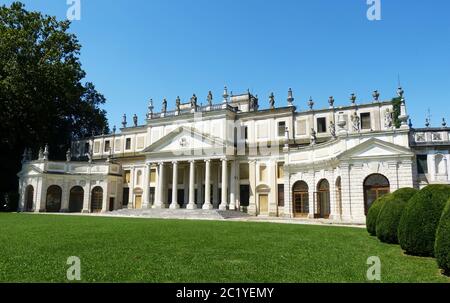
[0,2,108,210]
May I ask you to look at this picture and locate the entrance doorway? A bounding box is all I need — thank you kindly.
[259,194,269,216]
[135,195,142,209]
[316,179,330,219]
[292,181,309,217]
[363,174,390,215]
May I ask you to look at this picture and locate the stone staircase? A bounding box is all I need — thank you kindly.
[107,208,252,220]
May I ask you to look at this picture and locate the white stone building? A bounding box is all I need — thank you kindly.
[17,87,447,223]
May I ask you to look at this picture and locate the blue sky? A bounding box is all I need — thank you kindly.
[3,0,450,129]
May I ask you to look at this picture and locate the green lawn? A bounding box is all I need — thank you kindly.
[0,213,448,283]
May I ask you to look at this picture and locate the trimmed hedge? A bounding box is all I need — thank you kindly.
[435,199,450,275]
[366,193,392,236]
[376,188,418,244]
[398,185,450,257]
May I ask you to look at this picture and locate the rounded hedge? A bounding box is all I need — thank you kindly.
[398,185,450,257]
[366,193,392,236]
[435,198,450,276]
[376,188,418,244]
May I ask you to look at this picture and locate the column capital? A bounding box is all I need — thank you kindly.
[172,160,178,165]
[158,161,165,166]
[204,159,211,163]
[221,158,227,162]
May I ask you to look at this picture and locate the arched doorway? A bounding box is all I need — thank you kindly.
[363,174,390,215]
[335,177,342,218]
[292,181,309,217]
[46,185,62,212]
[69,186,84,213]
[91,186,103,213]
[316,179,330,219]
[25,185,34,212]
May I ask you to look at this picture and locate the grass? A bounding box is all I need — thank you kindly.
[0,213,448,283]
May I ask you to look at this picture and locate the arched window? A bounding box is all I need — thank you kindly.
[91,186,103,213]
[316,179,330,218]
[335,177,342,217]
[293,181,309,217]
[363,174,390,215]
[69,186,84,213]
[25,185,34,212]
[46,185,62,213]
[435,154,448,176]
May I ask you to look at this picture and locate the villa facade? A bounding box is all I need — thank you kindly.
[17,87,450,223]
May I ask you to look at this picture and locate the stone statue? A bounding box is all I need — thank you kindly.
[207,91,213,106]
[147,99,154,119]
[43,144,49,161]
[162,98,167,113]
[122,114,127,128]
[38,147,44,160]
[329,121,336,138]
[373,90,380,102]
[384,109,393,128]
[350,93,357,105]
[328,96,335,108]
[66,149,71,162]
[308,97,314,110]
[310,128,317,145]
[190,94,198,108]
[133,114,138,127]
[351,111,360,132]
[112,125,116,134]
[176,96,181,112]
[269,93,275,109]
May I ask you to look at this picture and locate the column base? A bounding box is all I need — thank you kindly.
[186,203,197,210]
[219,204,228,210]
[152,204,166,209]
[82,209,90,214]
[202,203,213,210]
[60,209,70,213]
[228,203,236,211]
[169,202,180,209]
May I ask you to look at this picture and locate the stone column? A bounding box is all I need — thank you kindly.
[142,163,151,209]
[170,161,179,209]
[203,160,213,209]
[187,160,197,209]
[153,162,166,209]
[229,160,236,210]
[248,160,257,215]
[219,159,228,210]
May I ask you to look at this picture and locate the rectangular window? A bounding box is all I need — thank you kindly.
[150,169,157,183]
[94,141,100,154]
[417,155,428,174]
[259,164,267,182]
[277,162,284,179]
[278,121,286,137]
[124,170,131,184]
[125,138,132,150]
[84,142,90,154]
[149,187,155,204]
[361,113,371,130]
[244,126,248,140]
[278,184,285,207]
[104,140,110,152]
[239,163,249,180]
[317,118,327,133]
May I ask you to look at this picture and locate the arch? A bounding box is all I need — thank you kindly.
[69,186,84,213]
[46,185,62,213]
[435,154,448,175]
[25,185,34,212]
[316,179,330,218]
[335,177,342,217]
[363,174,390,215]
[292,181,309,217]
[91,186,103,213]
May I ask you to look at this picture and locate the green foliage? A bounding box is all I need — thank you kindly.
[435,199,450,275]
[376,188,418,244]
[391,97,402,129]
[0,2,108,204]
[366,193,392,236]
[398,185,450,257]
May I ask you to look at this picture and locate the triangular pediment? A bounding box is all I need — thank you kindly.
[143,126,225,154]
[338,138,413,160]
